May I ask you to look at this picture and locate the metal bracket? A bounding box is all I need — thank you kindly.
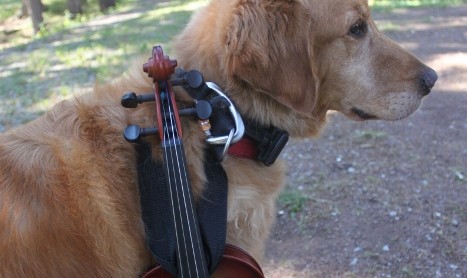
[204,82,245,147]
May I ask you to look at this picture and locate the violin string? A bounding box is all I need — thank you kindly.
[159,82,186,278]
[169,81,208,276]
[165,81,205,277]
[173,100,208,277]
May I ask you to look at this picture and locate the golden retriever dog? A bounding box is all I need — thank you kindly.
[0,0,437,276]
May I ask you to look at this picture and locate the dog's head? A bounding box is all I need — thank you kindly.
[174,0,437,129]
[299,0,438,121]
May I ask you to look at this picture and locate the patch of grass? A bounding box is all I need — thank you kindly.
[353,129,388,143]
[0,0,208,130]
[370,0,467,10]
[0,0,20,22]
[279,188,308,215]
[278,188,316,232]
[36,0,139,36]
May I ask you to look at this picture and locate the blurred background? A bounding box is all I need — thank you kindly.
[1,0,466,277]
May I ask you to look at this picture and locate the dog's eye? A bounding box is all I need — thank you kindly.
[349,21,366,39]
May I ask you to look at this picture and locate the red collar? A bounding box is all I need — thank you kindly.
[227,124,289,166]
[227,136,257,160]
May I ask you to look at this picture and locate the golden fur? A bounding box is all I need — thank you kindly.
[0,0,435,276]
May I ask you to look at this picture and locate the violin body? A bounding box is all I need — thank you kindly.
[142,245,264,278]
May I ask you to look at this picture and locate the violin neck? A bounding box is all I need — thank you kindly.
[162,143,209,278]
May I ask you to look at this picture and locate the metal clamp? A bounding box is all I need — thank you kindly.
[205,82,245,147]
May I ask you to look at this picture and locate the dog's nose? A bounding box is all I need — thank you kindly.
[420,67,438,96]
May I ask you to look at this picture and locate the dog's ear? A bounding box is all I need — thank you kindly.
[224,0,318,117]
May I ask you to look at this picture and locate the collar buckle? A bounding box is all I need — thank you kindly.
[255,127,289,166]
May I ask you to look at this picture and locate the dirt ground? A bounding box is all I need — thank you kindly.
[263,5,467,278]
[1,2,466,278]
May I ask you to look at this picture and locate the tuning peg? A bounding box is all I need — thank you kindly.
[121,92,155,108]
[124,125,158,143]
[178,101,212,120]
[171,70,209,100]
[171,70,204,88]
[186,70,205,89]
[195,100,212,120]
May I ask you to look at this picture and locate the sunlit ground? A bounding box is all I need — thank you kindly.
[429,53,467,92]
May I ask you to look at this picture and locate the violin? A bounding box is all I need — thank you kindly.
[122,46,264,278]
[142,244,264,278]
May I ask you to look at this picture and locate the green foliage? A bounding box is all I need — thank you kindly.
[0,0,21,21]
[279,189,308,215]
[371,0,467,9]
[0,0,208,130]
[353,130,388,142]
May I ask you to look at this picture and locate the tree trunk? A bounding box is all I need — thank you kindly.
[24,0,44,33]
[67,0,83,18]
[18,0,29,19]
[98,0,116,13]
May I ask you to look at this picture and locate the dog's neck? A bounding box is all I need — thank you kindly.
[226,83,327,138]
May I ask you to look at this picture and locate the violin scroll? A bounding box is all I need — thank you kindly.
[143,46,177,82]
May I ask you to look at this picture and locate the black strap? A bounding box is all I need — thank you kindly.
[136,142,228,276]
